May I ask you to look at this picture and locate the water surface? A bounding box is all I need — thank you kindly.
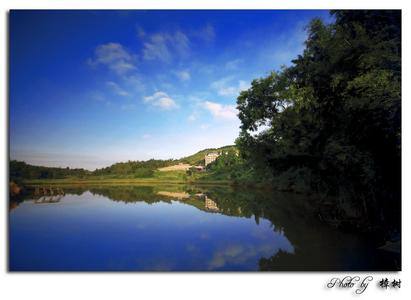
[9,185,391,271]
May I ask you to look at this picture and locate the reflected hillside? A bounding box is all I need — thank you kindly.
[11,184,398,270]
[58,185,315,225]
[83,185,400,270]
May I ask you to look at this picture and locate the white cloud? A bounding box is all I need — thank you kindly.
[90,43,136,75]
[106,81,130,97]
[110,61,136,74]
[202,100,238,120]
[144,91,178,110]
[176,70,191,81]
[211,77,250,97]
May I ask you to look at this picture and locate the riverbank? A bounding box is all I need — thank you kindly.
[21,177,233,186]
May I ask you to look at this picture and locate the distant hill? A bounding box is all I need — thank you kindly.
[178,145,236,165]
[9,145,237,181]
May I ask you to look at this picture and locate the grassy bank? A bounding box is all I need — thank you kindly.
[21,170,233,186]
[22,178,232,186]
[19,168,272,189]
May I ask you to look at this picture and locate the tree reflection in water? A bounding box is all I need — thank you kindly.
[10,184,397,271]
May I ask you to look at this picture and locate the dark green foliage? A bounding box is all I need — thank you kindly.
[9,159,170,180]
[133,168,154,178]
[236,10,401,231]
[206,149,243,179]
[202,148,267,184]
[93,159,175,177]
[206,148,239,172]
[186,167,199,176]
[10,160,90,181]
[180,145,236,165]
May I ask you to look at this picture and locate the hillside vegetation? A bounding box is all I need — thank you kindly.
[9,145,237,183]
[179,145,236,165]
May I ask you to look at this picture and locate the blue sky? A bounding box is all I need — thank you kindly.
[10,10,332,170]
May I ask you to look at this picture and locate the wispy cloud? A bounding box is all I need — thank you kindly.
[260,22,308,66]
[142,30,190,63]
[191,24,215,43]
[187,113,196,121]
[173,31,190,57]
[211,77,250,97]
[144,91,178,110]
[176,70,191,81]
[143,33,171,62]
[106,81,130,97]
[136,24,146,38]
[201,24,215,42]
[89,43,136,75]
[120,103,137,111]
[123,75,145,92]
[202,100,237,120]
[225,58,243,70]
[87,90,112,107]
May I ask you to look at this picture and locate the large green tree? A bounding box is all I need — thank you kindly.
[236,10,401,230]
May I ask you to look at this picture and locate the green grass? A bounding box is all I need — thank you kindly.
[22,170,232,186]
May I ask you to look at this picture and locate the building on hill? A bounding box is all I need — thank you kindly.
[205,152,220,166]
